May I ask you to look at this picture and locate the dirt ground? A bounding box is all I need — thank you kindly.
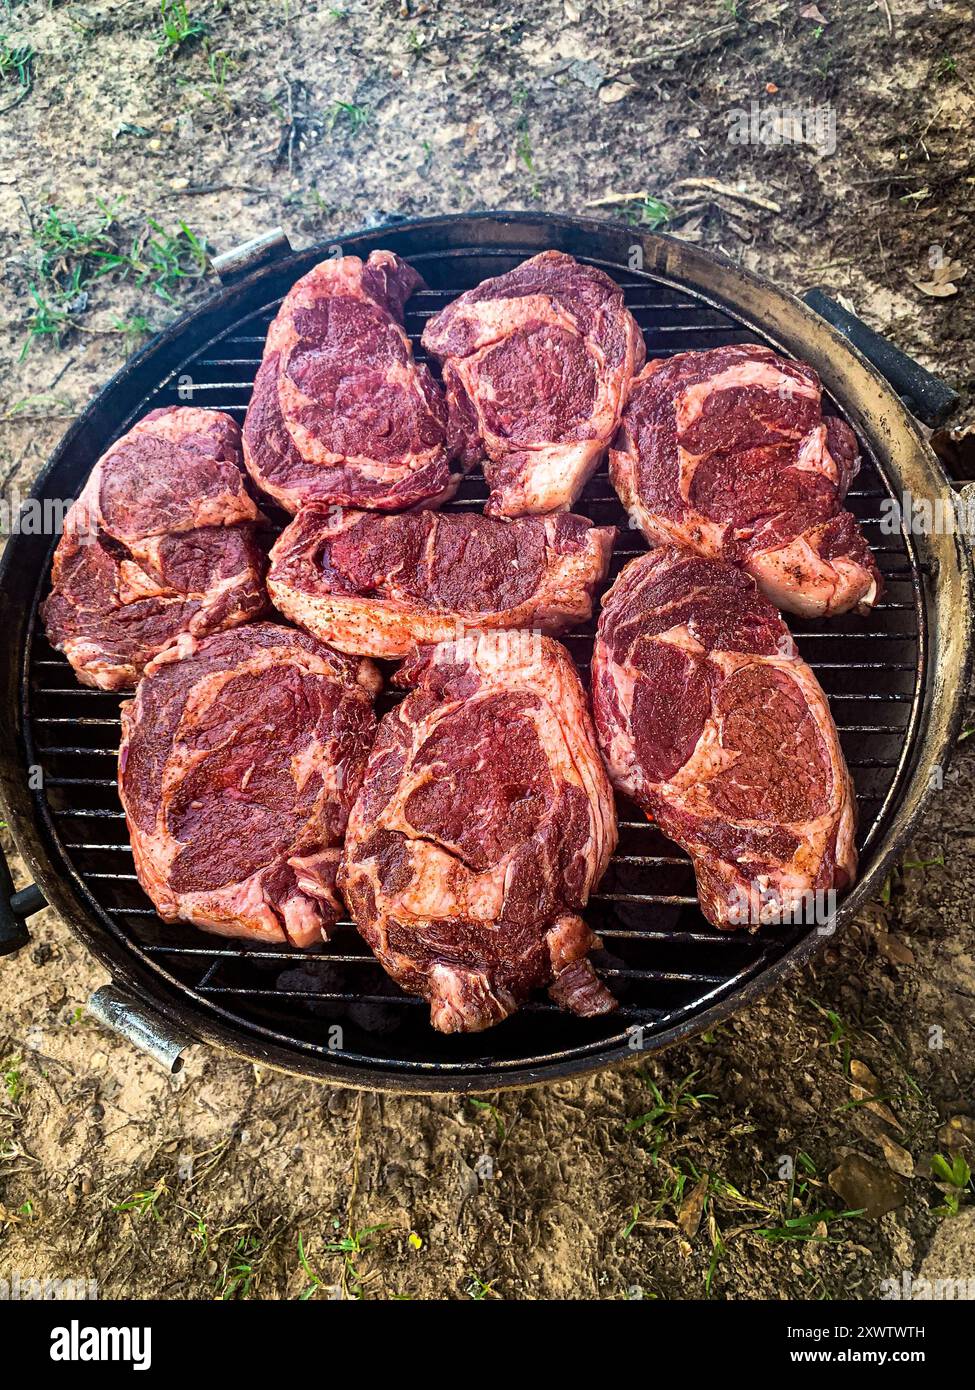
[1,0,974,1301]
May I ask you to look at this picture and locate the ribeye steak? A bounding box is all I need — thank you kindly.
[421,251,644,517]
[591,548,857,930]
[338,634,618,1031]
[267,506,615,658]
[43,407,266,690]
[610,345,882,617]
[243,251,467,513]
[119,623,381,946]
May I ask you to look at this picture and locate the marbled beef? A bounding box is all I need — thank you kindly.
[421,251,644,517]
[119,623,380,946]
[43,407,266,690]
[243,251,469,512]
[267,506,615,658]
[338,634,617,1031]
[591,548,857,930]
[610,344,882,617]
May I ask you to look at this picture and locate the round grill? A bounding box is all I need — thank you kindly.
[1,213,969,1091]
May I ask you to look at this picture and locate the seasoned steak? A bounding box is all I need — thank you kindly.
[43,407,266,690]
[338,634,618,1031]
[610,344,882,617]
[119,623,381,946]
[267,506,615,658]
[591,548,857,930]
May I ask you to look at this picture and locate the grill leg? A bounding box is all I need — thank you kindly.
[87,984,195,1074]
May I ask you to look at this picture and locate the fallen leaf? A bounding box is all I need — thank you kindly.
[937,1115,975,1154]
[800,4,829,21]
[563,0,582,19]
[850,1059,881,1092]
[874,931,916,967]
[850,1060,904,1132]
[909,257,967,298]
[829,1153,906,1219]
[678,1175,709,1239]
[877,1133,915,1179]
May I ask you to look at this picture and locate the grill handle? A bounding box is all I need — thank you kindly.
[212,228,293,286]
[802,287,959,428]
[0,839,45,955]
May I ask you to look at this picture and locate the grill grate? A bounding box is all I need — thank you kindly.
[23,245,924,1077]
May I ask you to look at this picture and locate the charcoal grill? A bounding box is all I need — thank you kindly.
[0,212,971,1092]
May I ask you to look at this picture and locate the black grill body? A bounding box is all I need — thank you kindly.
[0,213,970,1091]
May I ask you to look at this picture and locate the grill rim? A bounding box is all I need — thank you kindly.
[0,210,971,1093]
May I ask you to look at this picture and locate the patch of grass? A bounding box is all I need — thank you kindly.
[297,1231,327,1300]
[179,1206,210,1256]
[807,999,853,1074]
[0,34,33,109]
[466,1097,506,1141]
[931,1152,973,1217]
[2,1055,24,1104]
[514,116,541,200]
[619,195,672,230]
[121,219,209,302]
[113,1177,167,1220]
[621,1202,641,1238]
[204,46,235,99]
[21,202,208,357]
[326,100,370,136]
[756,1207,864,1243]
[34,200,120,283]
[219,1230,262,1299]
[466,1274,499,1300]
[113,314,153,351]
[936,54,958,79]
[156,0,208,59]
[324,1222,387,1300]
[625,1070,716,1157]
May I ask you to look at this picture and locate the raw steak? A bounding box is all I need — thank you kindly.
[267,506,615,658]
[119,623,381,947]
[243,251,467,513]
[591,548,857,930]
[43,407,266,690]
[421,250,644,517]
[338,634,617,1031]
[610,344,882,617]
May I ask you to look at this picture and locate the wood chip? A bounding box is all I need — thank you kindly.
[598,81,633,104]
[874,931,915,967]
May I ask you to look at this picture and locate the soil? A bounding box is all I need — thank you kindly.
[1,0,973,1301]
